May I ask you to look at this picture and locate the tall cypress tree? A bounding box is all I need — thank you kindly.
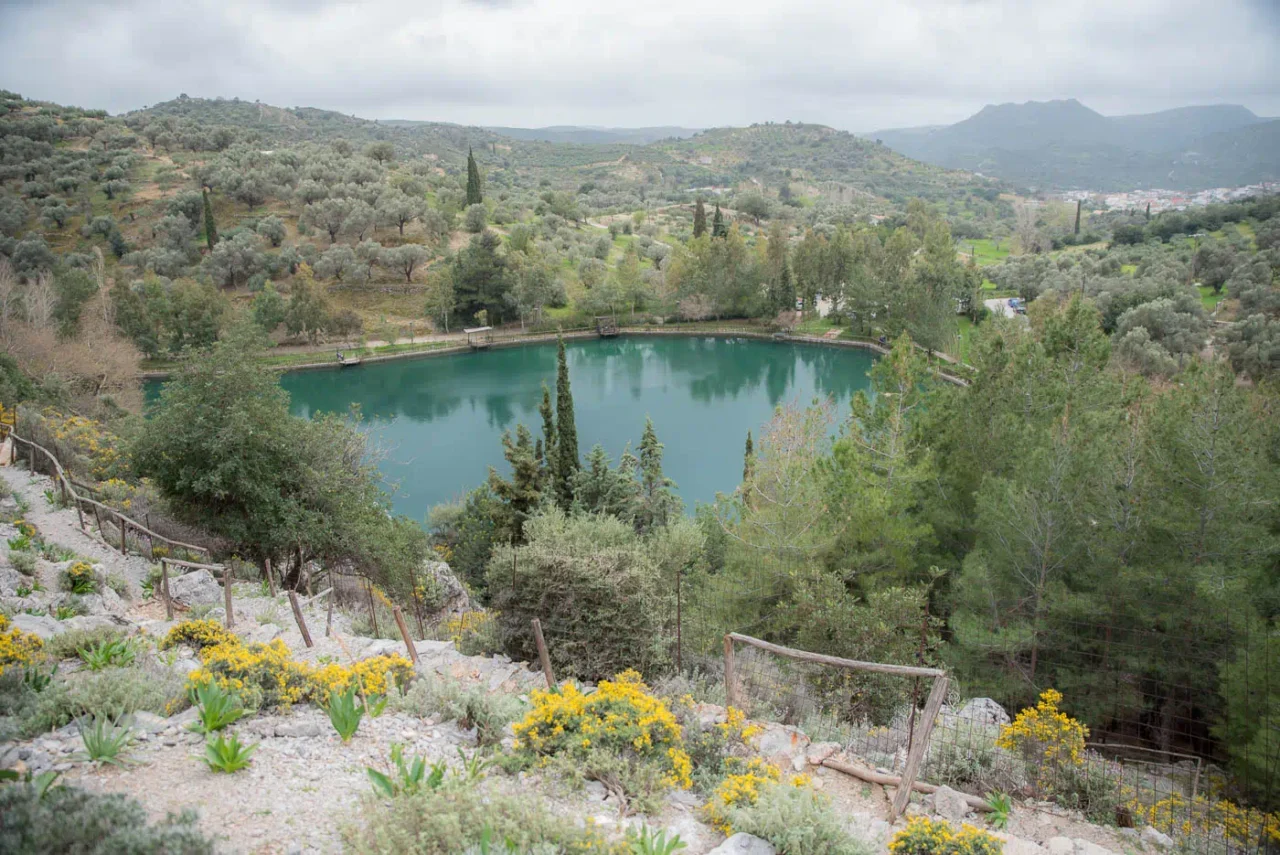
[636,416,681,532]
[466,148,483,206]
[692,199,707,238]
[202,188,218,250]
[554,335,579,509]
[1074,199,1082,236]
[743,430,754,483]
[712,204,726,238]
[539,381,557,484]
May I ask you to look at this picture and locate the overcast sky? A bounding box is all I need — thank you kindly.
[2,0,1278,131]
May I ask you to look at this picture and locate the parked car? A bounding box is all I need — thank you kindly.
[1008,297,1026,314]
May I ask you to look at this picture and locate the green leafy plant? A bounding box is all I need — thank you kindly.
[15,584,32,597]
[326,686,364,742]
[23,663,56,693]
[456,747,492,784]
[77,638,136,671]
[188,682,249,734]
[7,534,31,551]
[366,743,447,798]
[75,714,135,766]
[985,791,1012,830]
[629,825,688,854]
[203,732,257,773]
[366,693,388,718]
[53,606,78,621]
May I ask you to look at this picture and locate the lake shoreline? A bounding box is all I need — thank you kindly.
[139,327,968,386]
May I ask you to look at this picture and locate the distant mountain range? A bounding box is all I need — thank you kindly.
[867,100,1280,191]
[483,125,700,145]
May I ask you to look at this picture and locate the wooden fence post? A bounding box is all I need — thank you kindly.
[91,504,102,537]
[392,606,419,665]
[287,590,314,648]
[118,516,127,554]
[73,496,85,531]
[223,565,235,629]
[160,558,173,621]
[889,675,949,823]
[365,580,379,636]
[265,557,276,598]
[531,618,555,690]
[724,634,738,709]
[325,591,335,637]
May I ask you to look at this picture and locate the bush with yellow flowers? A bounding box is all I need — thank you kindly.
[311,654,415,698]
[890,817,1004,855]
[178,622,415,709]
[1132,793,1280,847]
[997,689,1088,776]
[60,560,97,594]
[0,613,45,675]
[160,619,237,652]
[702,756,813,834]
[189,638,315,708]
[33,407,126,481]
[512,669,694,791]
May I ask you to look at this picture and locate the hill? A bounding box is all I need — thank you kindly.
[870,100,1277,191]
[483,125,700,145]
[125,97,997,208]
[654,121,1000,203]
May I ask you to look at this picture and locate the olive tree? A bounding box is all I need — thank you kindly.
[256,214,287,247]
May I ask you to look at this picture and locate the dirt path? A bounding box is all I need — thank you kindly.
[1,462,155,596]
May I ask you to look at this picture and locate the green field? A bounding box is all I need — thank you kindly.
[1198,285,1227,311]
[957,238,1010,266]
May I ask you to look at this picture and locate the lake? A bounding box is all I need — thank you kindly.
[279,336,877,520]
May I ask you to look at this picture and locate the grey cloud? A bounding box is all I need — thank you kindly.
[0,0,1276,130]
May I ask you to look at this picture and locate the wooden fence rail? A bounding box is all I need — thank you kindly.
[4,411,211,562]
[724,632,949,823]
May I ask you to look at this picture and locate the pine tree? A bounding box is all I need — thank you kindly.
[538,381,556,485]
[743,430,754,484]
[554,335,579,509]
[487,424,542,543]
[692,199,707,239]
[712,204,726,238]
[466,148,483,206]
[636,417,682,532]
[571,443,640,522]
[202,188,218,250]
[777,259,796,313]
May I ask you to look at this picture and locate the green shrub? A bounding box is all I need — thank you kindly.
[0,781,215,854]
[9,550,36,575]
[344,784,622,854]
[726,781,873,855]
[43,627,127,661]
[486,510,671,681]
[21,662,186,735]
[391,676,524,748]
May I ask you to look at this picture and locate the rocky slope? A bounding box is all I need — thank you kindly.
[0,458,1165,855]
